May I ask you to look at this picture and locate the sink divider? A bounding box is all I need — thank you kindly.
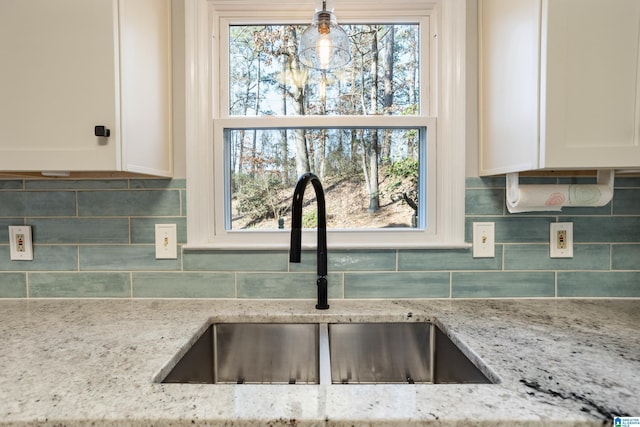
[212,324,219,384]
[429,323,436,383]
[318,323,331,385]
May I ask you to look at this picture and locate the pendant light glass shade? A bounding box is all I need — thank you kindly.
[299,1,351,70]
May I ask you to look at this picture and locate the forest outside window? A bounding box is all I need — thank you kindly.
[222,123,432,232]
[185,0,467,249]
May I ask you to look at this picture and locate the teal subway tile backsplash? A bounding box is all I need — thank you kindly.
[0,181,23,190]
[504,244,610,270]
[615,177,640,187]
[554,204,612,217]
[519,176,558,185]
[25,179,128,190]
[285,249,396,272]
[571,217,640,242]
[0,246,77,271]
[399,248,502,271]
[28,272,131,298]
[612,245,640,270]
[557,272,640,297]
[465,189,504,215]
[237,272,342,299]
[30,218,130,244]
[613,189,640,215]
[77,190,181,216]
[452,272,555,298]
[130,178,186,189]
[132,272,235,298]
[0,273,27,297]
[290,249,397,272]
[344,272,450,298]
[0,176,639,299]
[184,250,289,271]
[329,250,397,271]
[79,246,181,271]
[0,191,76,216]
[286,251,318,272]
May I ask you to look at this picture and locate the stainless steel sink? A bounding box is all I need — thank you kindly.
[162,323,319,384]
[328,322,491,384]
[160,322,492,385]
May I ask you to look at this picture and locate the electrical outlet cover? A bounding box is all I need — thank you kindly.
[8,225,33,261]
[550,222,573,258]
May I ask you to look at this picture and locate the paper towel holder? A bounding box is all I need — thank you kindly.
[506,169,615,213]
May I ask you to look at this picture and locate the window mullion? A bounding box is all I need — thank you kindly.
[214,116,432,129]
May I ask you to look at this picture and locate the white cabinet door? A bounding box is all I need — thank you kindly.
[542,0,640,168]
[479,0,640,175]
[479,0,541,175]
[0,0,119,171]
[0,0,172,176]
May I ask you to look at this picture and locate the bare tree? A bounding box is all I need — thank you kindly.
[283,26,311,177]
[381,26,395,163]
[279,58,289,184]
[365,27,380,213]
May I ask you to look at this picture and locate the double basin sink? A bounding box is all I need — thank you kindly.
[161,322,494,385]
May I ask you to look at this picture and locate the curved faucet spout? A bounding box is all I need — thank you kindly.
[289,173,329,310]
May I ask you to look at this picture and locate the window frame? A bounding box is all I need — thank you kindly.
[185,0,468,249]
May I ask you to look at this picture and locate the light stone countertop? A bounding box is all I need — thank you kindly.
[0,298,638,426]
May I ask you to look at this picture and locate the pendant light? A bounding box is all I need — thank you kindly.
[299,0,351,70]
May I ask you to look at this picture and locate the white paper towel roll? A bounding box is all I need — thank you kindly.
[506,172,614,213]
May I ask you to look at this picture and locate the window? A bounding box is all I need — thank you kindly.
[185,0,467,249]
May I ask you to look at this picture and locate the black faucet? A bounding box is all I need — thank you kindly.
[289,173,329,310]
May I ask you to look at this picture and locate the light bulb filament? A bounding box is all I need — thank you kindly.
[316,36,332,69]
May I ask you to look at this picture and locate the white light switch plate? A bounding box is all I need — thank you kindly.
[8,225,33,261]
[155,224,177,259]
[473,222,495,258]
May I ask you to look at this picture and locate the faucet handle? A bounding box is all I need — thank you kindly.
[316,277,330,310]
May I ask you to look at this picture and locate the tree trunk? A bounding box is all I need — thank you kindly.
[367,28,380,213]
[408,28,418,157]
[367,130,380,213]
[280,58,289,184]
[237,80,252,174]
[286,27,311,177]
[251,58,261,175]
[381,26,395,163]
[317,73,328,179]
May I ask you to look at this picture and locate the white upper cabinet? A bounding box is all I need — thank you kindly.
[479,0,640,175]
[0,0,172,176]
